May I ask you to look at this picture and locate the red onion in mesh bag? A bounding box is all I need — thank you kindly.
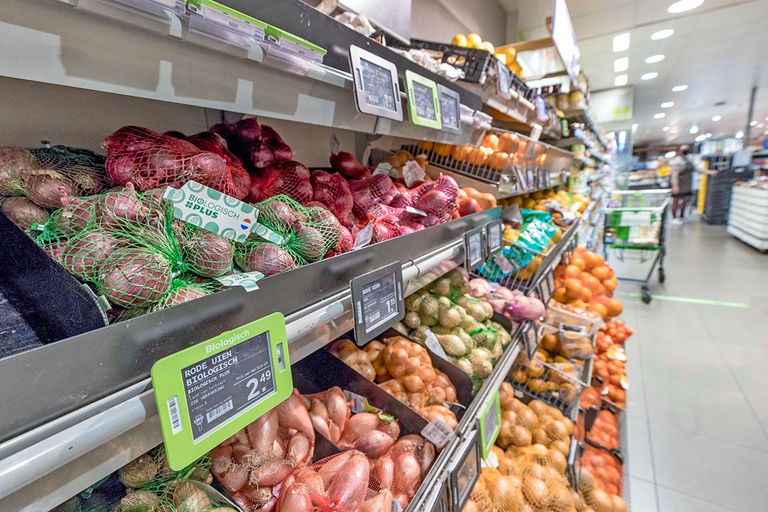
[335,225,354,254]
[292,226,327,262]
[310,170,353,220]
[188,132,250,200]
[1,197,49,230]
[210,118,263,149]
[261,125,293,162]
[62,230,120,280]
[235,242,296,276]
[349,174,400,219]
[330,151,370,179]
[96,185,148,229]
[163,285,209,307]
[52,196,98,236]
[0,147,36,196]
[99,248,172,308]
[259,198,307,234]
[409,175,459,222]
[305,205,341,251]
[246,160,312,204]
[45,240,66,264]
[23,170,76,208]
[183,230,233,278]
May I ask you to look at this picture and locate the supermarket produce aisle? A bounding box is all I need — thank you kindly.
[622,222,768,511]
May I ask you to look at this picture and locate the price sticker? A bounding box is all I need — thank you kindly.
[437,84,462,135]
[464,227,485,270]
[495,60,511,98]
[478,390,502,458]
[151,313,291,470]
[351,262,405,345]
[421,418,456,449]
[405,70,442,130]
[524,323,538,358]
[486,220,503,256]
[349,45,403,121]
[403,160,426,187]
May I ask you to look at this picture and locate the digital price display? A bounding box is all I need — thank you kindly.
[486,220,503,256]
[351,261,405,345]
[478,390,501,458]
[437,85,462,134]
[349,45,404,121]
[496,59,511,98]
[152,313,291,470]
[405,70,442,130]
[524,323,538,358]
[464,227,485,269]
[449,430,481,510]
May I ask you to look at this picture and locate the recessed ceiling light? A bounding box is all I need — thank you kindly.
[645,55,665,64]
[662,126,670,132]
[653,113,666,119]
[664,150,676,158]
[695,134,706,142]
[614,57,629,72]
[651,29,674,40]
[614,74,628,86]
[613,33,631,52]
[661,102,674,108]
[712,115,722,121]
[668,0,704,14]
[672,84,688,92]
[750,120,757,126]
[735,130,744,139]
[705,133,712,138]
[641,72,659,80]
[689,125,699,134]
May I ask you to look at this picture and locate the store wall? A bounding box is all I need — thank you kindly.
[0,77,357,167]
[411,0,508,45]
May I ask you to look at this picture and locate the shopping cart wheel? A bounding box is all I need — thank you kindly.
[642,286,652,304]
[658,268,666,283]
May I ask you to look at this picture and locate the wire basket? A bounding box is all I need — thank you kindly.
[508,351,587,417]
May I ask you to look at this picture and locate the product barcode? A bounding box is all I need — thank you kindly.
[206,399,234,423]
[167,396,182,435]
[421,418,454,448]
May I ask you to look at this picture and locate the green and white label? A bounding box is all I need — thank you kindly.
[478,390,501,458]
[151,313,292,470]
[215,271,265,292]
[164,181,258,243]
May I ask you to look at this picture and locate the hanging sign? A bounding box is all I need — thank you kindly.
[349,45,404,121]
[151,313,291,470]
[351,261,405,345]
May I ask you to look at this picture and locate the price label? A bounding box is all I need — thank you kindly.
[421,418,455,449]
[464,227,485,269]
[151,313,291,470]
[437,84,462,134]
[405,70,442,130]
[486,220,503,256]
[449,430,480,510]
[524,323,538,358]
[496,60,511,98]
[478,390,502,458]
[351,262,405,345]
[349,45,403,121]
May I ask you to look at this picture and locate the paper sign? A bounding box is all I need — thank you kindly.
[151,313,291,470]
[352,222,373,250]
[464,227,485,269]
[329,134,341,155]
[164,181,258,243]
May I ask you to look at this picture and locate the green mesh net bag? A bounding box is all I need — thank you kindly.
[234,195,340,276]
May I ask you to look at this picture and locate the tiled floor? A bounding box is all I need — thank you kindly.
[609,220,768,512]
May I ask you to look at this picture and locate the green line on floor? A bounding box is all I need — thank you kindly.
[617,292,749,308]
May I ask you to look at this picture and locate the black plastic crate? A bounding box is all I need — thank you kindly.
[407,39,496,83]
[0,212,108,358]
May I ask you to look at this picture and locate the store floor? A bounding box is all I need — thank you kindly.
[611,220,768,511]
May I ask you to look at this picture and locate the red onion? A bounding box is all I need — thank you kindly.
[292,226,327,262]
[62,230,120,280]
[24,169,76,208]
[99,248,172,308]
[235,242,296,276]
[1,197,49,230]
[330,151,370,179]
[97,185,147,229]
[184,231,233,277]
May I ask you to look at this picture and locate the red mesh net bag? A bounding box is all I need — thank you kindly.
[103,126,249,200]
[245,160,313,204]
[210,118,293,171]
[310,169,353,221]
[407,175,460,224]
[349,174,401,221]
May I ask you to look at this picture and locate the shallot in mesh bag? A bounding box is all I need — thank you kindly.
[407,175,460,225]
[103,126,249,200]
[310,169,353,221]
[0,147,36,196]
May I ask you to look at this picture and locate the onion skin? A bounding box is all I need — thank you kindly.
[235,242,296,276]
[62,230,120,280]
[1,197,49,230]
[184,230,233,277]
[24,170,76,208]
[0,147,36,196]
[99,249,172,308]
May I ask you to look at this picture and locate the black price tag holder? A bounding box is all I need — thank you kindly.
[350,261,405,345]
[349,45,404,121]
[486,220,503,256]
[422,476,450,512]
[448,429,481,511]
[464,226,486,271]
[495,59,511,99]
[437,84,462,135]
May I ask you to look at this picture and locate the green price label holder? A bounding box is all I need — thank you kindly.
[478,389,502,459]
[405,70,442,130]
[151,312,292,470]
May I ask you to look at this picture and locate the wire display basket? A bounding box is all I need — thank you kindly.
[508,351,587,417]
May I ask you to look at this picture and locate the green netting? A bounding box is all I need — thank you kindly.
[234,195,340,275]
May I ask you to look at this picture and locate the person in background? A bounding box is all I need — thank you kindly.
[668,145,694,224]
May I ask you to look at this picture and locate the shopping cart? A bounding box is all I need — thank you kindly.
[602,189,671,303]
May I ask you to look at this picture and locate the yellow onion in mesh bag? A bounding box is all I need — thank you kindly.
[482,467,524,511]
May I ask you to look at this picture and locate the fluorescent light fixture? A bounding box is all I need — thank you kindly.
[695,134,706,142]
[652,29,674,40]
[641,72,659,80]
[668,0,704,14]
[614,57,629,72]
[712,115,722,122]
[614,74,628,86]
[735,130,744,139]
[672,84,688,92]
[613,32,631,52]
[665,151,676,158]
[653,113,666,119]
[645,54,665,64]
[662,126,670,132]
[689,125,699,134]
[661,102,674,108]
[750,120,757,126]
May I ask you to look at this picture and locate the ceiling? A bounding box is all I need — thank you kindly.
[499,0,768,146]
